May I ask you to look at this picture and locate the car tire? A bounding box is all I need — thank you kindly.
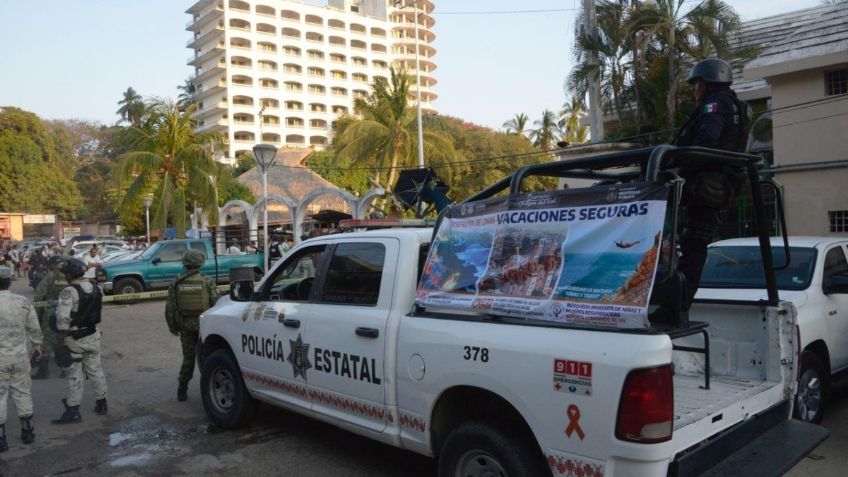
[200,349,257,429]
[794,351,827,424]
[438,421,550,477]
[113,277,143,303]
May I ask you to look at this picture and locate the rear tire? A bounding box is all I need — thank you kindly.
[200,349,257,429]
[113,277,143,304]
[794,351,827,424]
[438,421,550,477]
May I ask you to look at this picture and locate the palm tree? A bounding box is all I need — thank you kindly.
[115,100,223,238]
[335,66,457,196]
[529,110,560,150]
[559,98,590,144]
[116,87,145,125]
[177,78,197,112]
[503,113,530,136]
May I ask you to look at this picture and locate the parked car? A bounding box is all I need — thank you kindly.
[97,239,264,295]
[70,240,128,256]
[697,236,848,423]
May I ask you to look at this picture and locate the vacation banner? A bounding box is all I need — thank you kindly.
[416,183,670,328]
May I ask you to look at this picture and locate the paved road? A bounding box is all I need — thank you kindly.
[0,277,842,476]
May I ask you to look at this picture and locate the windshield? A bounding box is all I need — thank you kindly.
[139,242,162,260]
[700,246,817,291]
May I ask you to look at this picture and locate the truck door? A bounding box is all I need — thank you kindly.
[149,242,188,287]
[822,244,848,370]
[304,239,397,433]
[239,244,328,411]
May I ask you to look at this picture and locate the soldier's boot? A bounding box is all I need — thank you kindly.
[20,416,35,444]
[0,424,8,453]
[177,382,188,402]
[94,399,108,415]
[52,399,82,425]
[33,359,49,380]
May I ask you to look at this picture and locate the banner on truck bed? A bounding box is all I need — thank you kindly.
[416,183,670,328]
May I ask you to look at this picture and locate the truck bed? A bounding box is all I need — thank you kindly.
[674,375,779,429]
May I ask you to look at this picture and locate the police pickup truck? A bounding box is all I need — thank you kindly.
[198,147,827,476]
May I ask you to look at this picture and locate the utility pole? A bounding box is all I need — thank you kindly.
[583,0,604,142]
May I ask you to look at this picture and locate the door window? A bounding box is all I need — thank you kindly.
[319,243,385,306]
[157,242,187,262]
[823,246,848,283]
[189,241,207,257]
[268,245,326,301]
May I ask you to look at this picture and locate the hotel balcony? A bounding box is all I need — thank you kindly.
[188,42,224,67]
[186,24,224,49]
[186,3,223,31]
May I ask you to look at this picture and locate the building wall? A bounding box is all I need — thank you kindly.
[0,214,25,241]
[769,64,848,236]
[187,0,437,162]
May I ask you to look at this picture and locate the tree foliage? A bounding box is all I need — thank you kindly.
[0,107,84,217]
[116,87,145,126]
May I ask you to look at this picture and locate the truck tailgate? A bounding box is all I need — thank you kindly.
[671,402,829,477]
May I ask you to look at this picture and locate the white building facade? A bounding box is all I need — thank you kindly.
[186,0,437,163]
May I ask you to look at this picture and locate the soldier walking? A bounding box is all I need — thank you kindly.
[0,265,42,451]
[166,250,218,401]
[32,255,67,379]
[52,258,108,424]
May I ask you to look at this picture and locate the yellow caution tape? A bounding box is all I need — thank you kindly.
[32,284,233,308]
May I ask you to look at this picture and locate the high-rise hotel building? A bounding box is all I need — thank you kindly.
[186,0,437,162]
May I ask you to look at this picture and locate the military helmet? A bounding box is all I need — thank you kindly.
[687,58,733,85]
[63,258,87,279]
[182,250,205,268]
[48,255,64,266]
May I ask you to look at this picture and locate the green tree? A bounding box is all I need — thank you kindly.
[177,78,197,112]
[529,110,560,150]
[502,113,530,136]
[0,107,83,218]
[307,150,372,196]
[334,66,457,194]
[115,100,223,238]
[116,87,145,125]
[558,98,590,144]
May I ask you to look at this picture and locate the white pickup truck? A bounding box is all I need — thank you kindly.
[698,236,848,424]
[198,147,828,476]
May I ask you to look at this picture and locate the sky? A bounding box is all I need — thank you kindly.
[0,0,826,131]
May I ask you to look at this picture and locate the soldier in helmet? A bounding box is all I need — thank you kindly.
[672,57,749,308]
[31,255,68,379]
[0,265,42,451]
[165,250,218,401]
[52,258,108,424]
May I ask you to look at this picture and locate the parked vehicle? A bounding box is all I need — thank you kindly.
[70,240,129,255]
[97,239,263,295]
[698,236,848,423]
[199,147,828,476]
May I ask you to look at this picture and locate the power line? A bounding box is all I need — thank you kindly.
[434,8,580,15]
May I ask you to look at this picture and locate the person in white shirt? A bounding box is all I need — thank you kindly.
[82,246,104,281]
[225,242,242,255]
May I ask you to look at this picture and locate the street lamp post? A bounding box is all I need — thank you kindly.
[253,144,278,273]
[142,193,154,247]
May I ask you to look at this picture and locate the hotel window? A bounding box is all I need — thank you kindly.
[830,210,848,233]
[825,69,847,96]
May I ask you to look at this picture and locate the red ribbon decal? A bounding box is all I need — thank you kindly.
[565,404,585,440]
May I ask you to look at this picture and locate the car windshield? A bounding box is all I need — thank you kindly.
[700,246,818,291]
[139,243,162,260]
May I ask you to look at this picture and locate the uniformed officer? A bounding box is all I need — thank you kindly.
[52,258,108,424]
[0,265,42,451]
[32,255,67,379]
[672,57,748,308]
[165,250,219,401]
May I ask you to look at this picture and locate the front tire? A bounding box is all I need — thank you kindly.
[200,349,257,429]
[113,277,143,303]
[438,421,550,477]
[794,351,827,424]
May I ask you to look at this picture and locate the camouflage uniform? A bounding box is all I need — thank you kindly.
[0,266,42,449]
[33,268,68,360]
[165,250,218,399]
[55,278,108,408]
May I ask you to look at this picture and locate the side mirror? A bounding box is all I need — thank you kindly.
[151,257,161,265]
[824,275,848,295]
[230,280,254,301]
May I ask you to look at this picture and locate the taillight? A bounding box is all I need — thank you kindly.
[616,365,674,443]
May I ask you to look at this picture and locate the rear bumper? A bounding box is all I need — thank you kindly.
[670,401,828,476]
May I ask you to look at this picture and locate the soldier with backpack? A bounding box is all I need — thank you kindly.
[165,250,219,401]
[52,258,108,424]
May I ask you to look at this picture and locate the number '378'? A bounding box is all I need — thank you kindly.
[463,346,489,362]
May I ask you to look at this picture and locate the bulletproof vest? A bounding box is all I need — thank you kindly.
[176,272,210,316]
[70,284,102,328]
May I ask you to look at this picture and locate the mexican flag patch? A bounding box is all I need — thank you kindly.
[704,103,719,113]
